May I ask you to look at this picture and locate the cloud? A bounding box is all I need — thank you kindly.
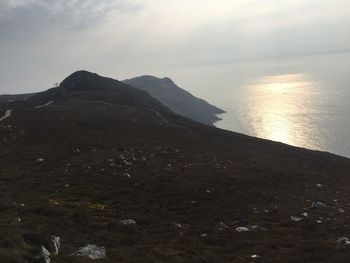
[0,0,349,94]
[0,0,141,43]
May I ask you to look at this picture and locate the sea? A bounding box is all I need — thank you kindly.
[169,51,350,158]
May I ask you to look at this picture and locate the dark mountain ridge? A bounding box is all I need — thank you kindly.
[28,71,167,112]
[0,71,225,126]
[124,75,225,125]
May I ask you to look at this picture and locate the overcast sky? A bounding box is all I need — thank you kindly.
[0,0,349,94]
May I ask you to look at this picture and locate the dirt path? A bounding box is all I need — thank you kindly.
[35,100,54,109]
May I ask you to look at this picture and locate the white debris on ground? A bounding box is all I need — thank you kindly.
[70,244,106,260]
[36,246,51,263]
[316,183,323,187]
[0,109,12,122]
[236,227,250,233]
[35,158,45,163]
[120,219,136,225]
[290,216,303,222]
[301,212,308,217]
[35,100,54,109]
[251,254,260,258]
[337,237,350,245]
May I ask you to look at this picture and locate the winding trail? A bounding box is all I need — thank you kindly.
[0,109,12,122]
[35,100,54,109]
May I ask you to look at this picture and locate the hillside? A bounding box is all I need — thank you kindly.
[0,94,34,103]
[124,75,225,125]
[0,71,350,262]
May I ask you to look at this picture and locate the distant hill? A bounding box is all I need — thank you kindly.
[27,71,169,112]
[0,93,33,103]
[124,75,225,125]
[0,73,225,126]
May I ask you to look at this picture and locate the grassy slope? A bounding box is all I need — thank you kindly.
[0,102,350,262]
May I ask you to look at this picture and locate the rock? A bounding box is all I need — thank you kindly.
[36,246,50,263]
[8,217,21,225]
[70,244,106,260]
[35,158,45,163]
[43,235,60,255]
[311,201,327,209]
[120,219,136,225]
[337,237,350,245]
[174,223,183,228]
[217,222,229,231]
[248,225,267,232]
[316,220,323,224]
[338,208,345,213]
[251,254,260,258]
[291,216,303,222]
[301,212,308,217]
[236,227,249,232]
[316,183,323,187]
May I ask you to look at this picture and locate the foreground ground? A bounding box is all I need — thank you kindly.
[1,101,350,262]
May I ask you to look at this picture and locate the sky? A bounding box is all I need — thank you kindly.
[0,0,349,94]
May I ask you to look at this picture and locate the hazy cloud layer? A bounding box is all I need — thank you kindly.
[0,0,349,93]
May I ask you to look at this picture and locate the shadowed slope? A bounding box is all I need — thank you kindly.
[124,75,225,125]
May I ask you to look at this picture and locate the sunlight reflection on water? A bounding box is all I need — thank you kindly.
[243,74,320,149]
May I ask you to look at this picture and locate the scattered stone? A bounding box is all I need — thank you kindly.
[36,246,51,263]
[35,158,45,163]
[248,225,267,232]
[236,227,249,233]
[217,222,229,231]
[316,183,323,187]
[301,212,308,217]
[70,244,106,260]
[174,223,183,228]
[338,208,345,213]
[251,254,260,258]
[73,148,80,153]
[201,233,207,237]
[337,237,350,245]
[291,216,303,222]
[205,189,211,193]
[311,201,327,209]
[44,235,60,256]
[8,217,21,225]
[316,220,323,224]
[120,219,136,225]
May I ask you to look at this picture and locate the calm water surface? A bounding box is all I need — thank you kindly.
[167,52,350,158]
